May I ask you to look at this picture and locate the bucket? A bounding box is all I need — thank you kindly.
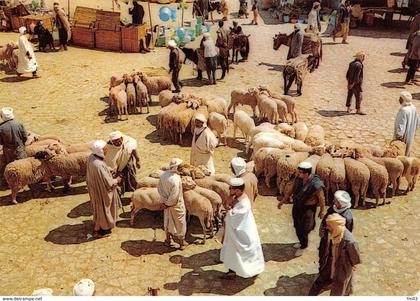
[195,24,202,36]
[283,15,289,23]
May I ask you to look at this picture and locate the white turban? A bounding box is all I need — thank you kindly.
[169,158,183,170]
[333,190,352,213]
[229,177,245,187]
[298,161,312,170]
[400,91,412,104]
[19,26,27,35]
[195,113,207,123]
[32,288,53,296]
[230,157,247,176]
[1,107,14,121]
[92,140,107,158]
[167,40,177,48]
[73,279,95,296]
[109,131,123,141]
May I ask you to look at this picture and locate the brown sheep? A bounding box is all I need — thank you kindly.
[344,158,370,208]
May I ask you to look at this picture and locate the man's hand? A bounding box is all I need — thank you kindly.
[347,83,354,90]
[136,162,141,169]
[352,266,357,272]
[318,209,325,219]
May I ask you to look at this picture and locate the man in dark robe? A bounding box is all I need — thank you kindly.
[53,2,71,51]
[0,107,27,167]
[309,214,361,296]
[346,51,365,115]
[195,0,209,21]
[129,1,145,25]
[216,20,229,80]
[278,161,325,257]
[168,40,182,93]
[288,24,304,60]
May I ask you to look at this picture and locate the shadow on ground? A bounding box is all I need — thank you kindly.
[121,239,178,256]
[44,220,96,245]
[67,201,92,218]
[380,81,407,89]
[317,110,350,117]
[258,62,285,72]
[264,272,318,296]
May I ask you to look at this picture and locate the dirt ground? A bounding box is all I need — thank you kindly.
[0,0,419,296]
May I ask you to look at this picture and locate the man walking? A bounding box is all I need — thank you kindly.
[190,113,218,175]
[220,177,265,279]
[346,52,365,115]
[216,20,229,80]
[53,2,71,51]
[16,26,38,77]
[168,40,182,93]
[308,214,361,296]
[86,140,121,238]
[202,33,218,85]
[104,131,141,194]
[404,29,419,85]
[278,161,325,257]
[334,0,351,44]
[288,24,304,60]
[230,157,258,205]
[394,91,419,156]
[158,158,188,250]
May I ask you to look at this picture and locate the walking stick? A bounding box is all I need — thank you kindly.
[148,0,154,49]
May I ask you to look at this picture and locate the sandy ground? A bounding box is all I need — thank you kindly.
[0,0,419,296]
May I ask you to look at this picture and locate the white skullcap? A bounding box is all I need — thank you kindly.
[230,157,247,176]
[1,107,14,121]
[298,161,312,169]
[400,91,412,103]
[109,131,123,140]
[32,288,53,296]
[73,279,95,296]
[169,158,183,169]
[203,32,211,38]
[167,40,177,48]
[19,26,27,35]
[195,113,207,123]
[229,177,245,187]
[92,140,107,158]
[334,190,352,210]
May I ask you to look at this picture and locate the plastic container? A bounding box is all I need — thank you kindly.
[283,15,290,23]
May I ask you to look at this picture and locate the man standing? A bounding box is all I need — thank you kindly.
[158,158,188,250]
[334,0,351,44]
[238,0,249,18]
[0,107,27,165]
[278,161,325,257]
[129,0,145,25]
[394,91,419,156]
[86,140,121,238]
[230,157,258,205]
[308,214,361,296]
[104,131,141,194]
[346,52,365,115]
[308,2,321,33]
[220,177,265,279]
[288,24,304,60]
[53,2,71,51]
[202,33,218,85]
[195,0,209,21]
[190,113,218,175]
[168,40,182,93]
[216,20,229,80]
[16,26,38,77]
[405,30,419,85]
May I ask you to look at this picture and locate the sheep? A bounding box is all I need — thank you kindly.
[330,158,346,193]
[25,141,67,157]
[178,163,211,179]
[253,90,278,124]
[195,178,230,204]
[357,157,388,207]
[228,88,259,117]
[130,187,163,225]
[293,122,309,141]
[201,96,228,118]
[137,176,159,188]
[208,112,228,146]
[383,140,406,158]
[276,152,309,195]
[207,173,232,185]
[275,123,295,138]
[249,122,277,141]
[304,125,325,147]
[263,149,295,188]
[397,156,420,193]
[149,169,164,179]
[233,110,255,151]
[183,189,214,244]
[315,153,335,204]
[65,141,94,154]
[302,154,321,174]
[252,131,311,153]
[134,76,149,114]
[110,75,124,90]
[157,103,191,142]
[194,185,223,226]
[259,90,288,123]
[369,157,404,198]
[109,82,127,118]
[3,157,46,204]
[253,147,279,178]
[138,72,172,103]
[116,89,129,120]
[251,136,286,159]
[173,107,195,144]
[158,90,174,108]
[343,158,370,208]
[258,86,298,123]
[25,131,61,146]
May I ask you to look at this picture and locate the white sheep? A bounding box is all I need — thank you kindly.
[358,157,388,207]
[137,176,159,188]
[202,96,228,118]
[253,147,279,178]
[135,77,149,114]
[195,178,230,204]
[253,90,279,124]
[304,125,325,147]
[275,123,295,138]
[109,75,123,90]
[344,158,370,208]
[233,110,255,151]
[258,86,298,123]
[125,78,137,114]
[397,156,420,193]
[130,187,163,225]
[263,148,294,188]
[194,185,223,227]
[228,88,259,117]
[208,112,228,146]
[293,122,309,141]
[158,90,174,108]
[259,90,287,123]
[139,72,172,102]
[251,135,286,159]
[109,83,128,120]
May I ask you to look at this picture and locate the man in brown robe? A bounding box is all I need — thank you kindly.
[158,158,188,250]
[309,213,361,296]
[230,157,258,206]
[53,2,71,51]
[86,140,121,238]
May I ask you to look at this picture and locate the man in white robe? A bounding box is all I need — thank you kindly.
[220,177,265,278]
[104,131,140,194]
[158,158,188,250]
[86,140,121,238]
[16,26,38,77]
[308,2,321,33]
[394,91,419,156]
[190,113,218,175]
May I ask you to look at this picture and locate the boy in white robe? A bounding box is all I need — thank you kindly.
[220,177,265,278]
[16,26,38,77]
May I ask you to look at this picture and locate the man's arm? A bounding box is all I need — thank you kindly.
[315,188,325,219]
[394,110,407,139]
[132,149,141,169]
[20,123,27,145]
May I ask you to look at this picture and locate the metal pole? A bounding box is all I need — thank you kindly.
[112,0,115,12]
[148,0,154,48]
[67,0,70,18]
[181,5,184,27]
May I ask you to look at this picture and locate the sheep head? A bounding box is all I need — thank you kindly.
[47,143,68,155]
[181,176,196,191]
[34,149,55,161]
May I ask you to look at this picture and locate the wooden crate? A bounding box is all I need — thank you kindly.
[11,15,21,30]
[122,39,140,52]
[73,6,97,28]
[96,10,120,31]
[21,15,54,33]
[121,24,149,52]
[72,26,95,48]
[96,29,121,51]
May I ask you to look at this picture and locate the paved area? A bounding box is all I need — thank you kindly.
[0,1,419,296]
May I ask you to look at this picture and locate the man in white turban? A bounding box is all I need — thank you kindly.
[86,140,121,238]
[309,213,361,296]
[104,131,140,194]
[16,26,38,77]
[158,158,188,250]
[190,113,218,175]
[73,279,95,296]
[307,1,321,33]
[394,91,419,156]
[168,39,182,93]
[230,157,258,206]
[220,177,265,279]
[202,32,218,85]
